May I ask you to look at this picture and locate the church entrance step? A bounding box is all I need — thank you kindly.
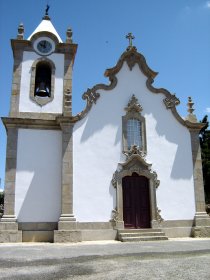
[118,229,168,242]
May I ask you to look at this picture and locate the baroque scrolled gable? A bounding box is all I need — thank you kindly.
[72,46,203,130]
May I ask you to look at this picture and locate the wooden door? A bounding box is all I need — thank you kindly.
[122,173,150,228]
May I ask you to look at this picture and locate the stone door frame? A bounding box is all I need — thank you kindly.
[112,154,161,229]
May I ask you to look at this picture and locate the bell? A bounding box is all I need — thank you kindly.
[35,82,50,97]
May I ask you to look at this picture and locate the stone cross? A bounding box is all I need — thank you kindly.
[126,33,135,47]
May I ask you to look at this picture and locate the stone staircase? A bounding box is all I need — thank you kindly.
[118,228,168,242]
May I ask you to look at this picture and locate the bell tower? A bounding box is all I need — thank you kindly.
[10,12,77,116]
[0,10,78,242]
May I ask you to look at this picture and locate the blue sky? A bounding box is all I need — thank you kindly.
[0,0,209,189]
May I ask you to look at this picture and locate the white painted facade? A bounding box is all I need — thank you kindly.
[15,129,62,222]
[19,51,64,114]
[73,62,195,222]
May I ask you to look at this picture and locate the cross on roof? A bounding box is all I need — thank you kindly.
[126,33,135,47]
[45,4,50,15]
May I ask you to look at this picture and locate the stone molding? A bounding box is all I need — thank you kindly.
[112,154,160,229]
[125,94,143,113]
[122,95,147,155]
[104,47,157,78]
[29,57,55,106]
[72,46,204,131]
[156,207,164,223]
[72,78,117,121]
[57,119,77,229]
[1,127,18,222]
[2,117,60,130]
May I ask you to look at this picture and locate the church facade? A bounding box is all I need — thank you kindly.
[0,14,210,242]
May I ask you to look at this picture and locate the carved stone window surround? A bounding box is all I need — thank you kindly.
[29,58,55,106]
[122,95,147,155]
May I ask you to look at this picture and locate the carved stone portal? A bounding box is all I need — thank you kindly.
[112,154,160,229]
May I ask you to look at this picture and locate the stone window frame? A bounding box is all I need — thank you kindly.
[30,57,55,106]
[122,95,147,155]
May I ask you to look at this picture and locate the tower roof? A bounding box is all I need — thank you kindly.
[28,18,63,43]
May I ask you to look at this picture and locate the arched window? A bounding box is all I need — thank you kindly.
[122,95,147,154]
[34,62,51,97]
[127,118,142,149]
[30,58,55,106]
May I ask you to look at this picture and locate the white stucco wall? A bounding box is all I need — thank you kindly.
[73,62,195,222]
[15,129,62,222]
[19,51,64,113]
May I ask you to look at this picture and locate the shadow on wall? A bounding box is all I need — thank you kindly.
[75,88,122,147]
[143,93,193,180]
[16,130,62,222]
[74,65,193,186]
[17,170,61,222]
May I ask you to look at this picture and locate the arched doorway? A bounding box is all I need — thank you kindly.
[122,173,150,228]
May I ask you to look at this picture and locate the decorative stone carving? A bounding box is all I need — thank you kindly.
[152,171,160,188]
[111,172,117,188]
[110,207,119,222]
[82,88,100,104]
[17,23,24,40]
[123,144,146,160]
[156,207,164,223]
[163,94,180,109]
[122,95,147,156]
[64,89,72,116]
[185,97,198,123]
[66,27,73,43]
[125,94,142,113]
[113,153,160,189]
[112,153,160,229]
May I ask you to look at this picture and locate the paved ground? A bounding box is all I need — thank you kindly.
[0,238,210,279]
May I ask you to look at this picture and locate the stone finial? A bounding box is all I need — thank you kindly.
[17,23,24,40]
[187,96,194,114]
[186,96,197,123]
[126,32,137,51]
[125,94,142,113]
[66,27,73,43]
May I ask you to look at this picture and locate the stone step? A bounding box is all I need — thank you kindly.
[119,232,166,238]
[118,228,163,234]
[121,236,168,242]
[118,228,168,242]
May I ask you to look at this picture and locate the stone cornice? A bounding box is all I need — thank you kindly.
[2,117,60,130]
[11,38,77,60]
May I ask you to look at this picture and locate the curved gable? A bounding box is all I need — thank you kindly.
[73,47,203,130]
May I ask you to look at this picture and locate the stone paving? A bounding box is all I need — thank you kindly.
[0,238,210,279]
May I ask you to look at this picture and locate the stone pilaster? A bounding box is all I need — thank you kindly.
[1,127,18,221]
[190,128,210,237]
[0,126,22,242]
[9,48,23,116]
[63,49,73,116]
[58,119,76,230]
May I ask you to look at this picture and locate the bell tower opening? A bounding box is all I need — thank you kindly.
[34,62,51,97]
